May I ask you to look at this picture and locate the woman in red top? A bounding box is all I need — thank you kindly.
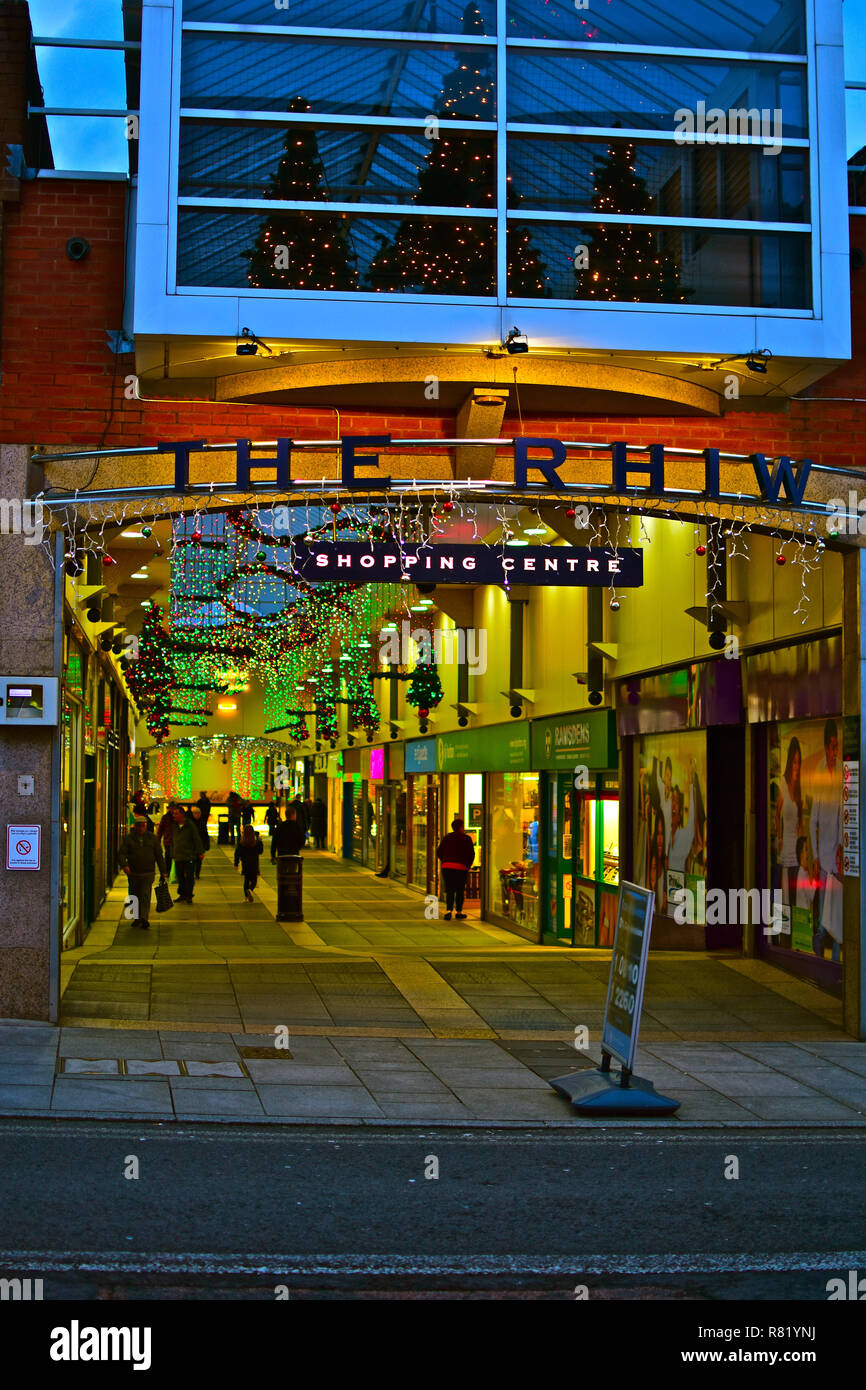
[435,818,475,919]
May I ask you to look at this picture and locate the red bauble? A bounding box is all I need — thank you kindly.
[418,707,429,719]
[696,544,707,556]
[442,500,454,512]
[330,502,341,515]
[191,530,202,542]
[102,554,117,566]
[776,553,786,566]
[565,507,576,519]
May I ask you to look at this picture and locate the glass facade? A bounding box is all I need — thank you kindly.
[487,771,539,935]
[172,0,812,308]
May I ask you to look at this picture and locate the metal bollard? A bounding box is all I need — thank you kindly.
[276,854,303,921]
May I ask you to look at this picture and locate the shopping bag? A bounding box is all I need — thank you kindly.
[155,879,173,914]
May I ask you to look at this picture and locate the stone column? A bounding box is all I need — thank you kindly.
[0,444,61,1020]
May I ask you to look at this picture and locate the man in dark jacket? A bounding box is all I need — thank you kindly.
[226,789,242,844]
[264,797,282,863]
[195,791,212,826]
[272,810,306,857]
[171,804,203,903]
[310,796,327,850]
[119,813,167,929]
[435,817,475,919]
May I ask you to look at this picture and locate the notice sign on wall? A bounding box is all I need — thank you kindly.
[843,761,859,877]
[6,824,41,870]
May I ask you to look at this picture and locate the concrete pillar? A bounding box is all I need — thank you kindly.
[0,445,61,1020]
[842,548,866,1039]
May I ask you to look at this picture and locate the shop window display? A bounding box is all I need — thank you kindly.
[634,732,707,920]
[488,772,539,932]
[769,718,843,962]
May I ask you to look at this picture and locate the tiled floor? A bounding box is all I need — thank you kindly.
[56,847,845,1053]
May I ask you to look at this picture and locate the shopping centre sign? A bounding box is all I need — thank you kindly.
[291,540,642,586]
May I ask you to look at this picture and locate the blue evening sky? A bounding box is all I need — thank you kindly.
[26,0,866,170]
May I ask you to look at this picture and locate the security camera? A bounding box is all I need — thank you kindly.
[745,349,771,374]
[419,721,428,734]
[458,714,469,728]
[588,690,603,706]
[509,703,522,718]
[66,237,90,261]
[503,326,528,355]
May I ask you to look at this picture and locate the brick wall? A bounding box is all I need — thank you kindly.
[1,176,866,467]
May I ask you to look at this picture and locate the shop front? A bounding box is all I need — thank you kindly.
[532,709,619,948]
[384,742,407,884]
[61,636,85,948]
[437,723,536,939]
[617,659,745,951]
[361,743,387,871]
[405,736,439,895]
[747,637,845,991]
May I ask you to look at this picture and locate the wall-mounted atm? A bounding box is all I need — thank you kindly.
[0,677,59,726]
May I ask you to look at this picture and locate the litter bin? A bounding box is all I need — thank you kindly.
[217,813,230,845]
[276,854,303,921]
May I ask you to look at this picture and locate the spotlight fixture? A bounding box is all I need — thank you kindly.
[416,583,436,596]
[419,721,429,734]
[708,631,727,651]
[745,349,772,375]
[85,603,101,623]
[588,690,603,707]
[509,703,522,719]
[347,734,355,746]
[503,326,529,355]
[458,714,469,728]
[235,326,273,357]
[389,725,398,740]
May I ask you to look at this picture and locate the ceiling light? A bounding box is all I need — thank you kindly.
[505,538,530,547]
[121,529,145,539]
[523,527,547,536]
[217,699,237,713]
[131,570,149,579]
[417,600,434,608]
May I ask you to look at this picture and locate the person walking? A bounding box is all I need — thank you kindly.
[264,796,282,863]
[436,817,475,920]
[290,795,307,842]
[195,790,212,827]
[303,794,314,844]
[119,812,167,930]
[234,824,264,903]
[310,796,327,851]
[226,789,242,845]
[156,801,177,879]
[129,788,153,829]
[272,808,306,858]
[190,804,210,880]
[171,804,203,904]
[241,798,254,829]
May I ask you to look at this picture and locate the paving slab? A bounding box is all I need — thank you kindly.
[184,1060,245,1078]
[256,1085,384,1118]
[51,1078,173,1113]
[245,1061,359,1085]
[173,1090,266,1117]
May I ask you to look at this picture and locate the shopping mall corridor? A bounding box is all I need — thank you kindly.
[56,845,846,1041]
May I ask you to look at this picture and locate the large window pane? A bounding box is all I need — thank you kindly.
[507,221,810,307]
[509,137,808,221]
[506,0,805,53]
[179,119,496,206]
[181,34,496,119]
[177,208,498,293]
[182,0,498,34]
[507,54,807,138]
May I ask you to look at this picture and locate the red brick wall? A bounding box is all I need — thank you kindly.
[1,177,865,467]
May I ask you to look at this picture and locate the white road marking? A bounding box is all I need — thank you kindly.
[0,1250,862,1276]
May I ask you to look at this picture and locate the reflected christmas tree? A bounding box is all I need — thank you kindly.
[243,96,357,291]
[576,139,688,302]
[368,3,546,296]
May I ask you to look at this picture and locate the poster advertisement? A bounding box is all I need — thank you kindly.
[633,731,707,921]
[769,718,843,961]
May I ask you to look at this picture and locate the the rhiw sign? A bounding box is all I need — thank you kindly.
[291,541,642,586]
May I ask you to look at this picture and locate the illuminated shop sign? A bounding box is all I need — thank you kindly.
[291,541,642,587]
[157,437,813,508]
